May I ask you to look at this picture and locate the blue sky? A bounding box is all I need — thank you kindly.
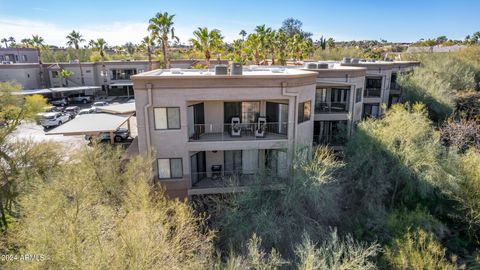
[0,0,478,46]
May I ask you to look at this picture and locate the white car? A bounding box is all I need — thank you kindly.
[41,112,70,129]
[92,101,109,112]
[77,108,96,117]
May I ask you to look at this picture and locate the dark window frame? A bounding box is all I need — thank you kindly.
[298,100,311,124]
[153,107,181,130]
[157,158,183,180]
[355,87,363,103]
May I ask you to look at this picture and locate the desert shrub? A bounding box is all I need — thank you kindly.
[295,230,379,270]
[6,145,214,269]
[384,229,458,270]
[214,146,343,257]
[441,118,480,153]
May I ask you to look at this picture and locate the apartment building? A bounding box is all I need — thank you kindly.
[132,67,318,198]
[340,59,419,118]
[0,48,39,63]
[302,62,366,148]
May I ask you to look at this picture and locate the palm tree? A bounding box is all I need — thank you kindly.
[244,33,261,65]
[148,12,177,68]
[124,42,136,57]
[239,30,247,40]
[1,38,7,48]
[8,37,15,47]
[190,27,224,67]
[254,25,272,64]
[31,35,46,87]
[60,69,74,87]
[66,30,86,85]
[21,38,32,47]
[89,38,108,88]
[141,36,155,71]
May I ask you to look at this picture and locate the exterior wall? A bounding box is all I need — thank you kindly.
[0,64,41,89]
[133,73,317,199]
[0,48,39,63]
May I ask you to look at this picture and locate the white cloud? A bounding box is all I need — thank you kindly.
[0,16,248,46]
[0,16,155,46]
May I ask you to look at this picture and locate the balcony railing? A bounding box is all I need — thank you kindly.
[315,102,349,113]
[191,169,287,189]
[189,122,288,142]
[364,88,381,97]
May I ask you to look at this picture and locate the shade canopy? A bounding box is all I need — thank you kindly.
[46,114,129,136]
[13,86,101,95]
[97,103,136,115]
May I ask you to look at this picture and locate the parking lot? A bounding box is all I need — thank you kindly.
[9,96,137,151]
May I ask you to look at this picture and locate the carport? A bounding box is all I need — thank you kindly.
[46,114,130,144]
[97,102,135,115]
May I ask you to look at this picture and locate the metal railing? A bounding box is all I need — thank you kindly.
[315,102,349,113]
[190,169,287,188]
[364,88,382,97]
[188,122,288,142]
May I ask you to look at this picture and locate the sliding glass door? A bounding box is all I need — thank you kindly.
[190,151,206,185]
[266,102,288,134]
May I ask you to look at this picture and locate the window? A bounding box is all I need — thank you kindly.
[315,88,350,113]
[390,73,399,90]
[22,55,27,62]
[86,70,91,73]
[365,77,382,97]
[298,101,311,123]
[111,69,137,80]
[313,120,348,146]
[154,107,180,129]
[138,69,145,74]
[355,88,363,103]
[157,158,183,179]
[51,71,59,78]
[363,103,380,119]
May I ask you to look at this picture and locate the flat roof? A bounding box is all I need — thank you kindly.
[13,86,101,95]
[46,114,129,136]
[97,103,135,114]
[133,67,317,78]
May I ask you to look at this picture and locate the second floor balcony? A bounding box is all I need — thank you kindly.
[315,87,350,114]
[189,122,288,142]
[364,77,382,98]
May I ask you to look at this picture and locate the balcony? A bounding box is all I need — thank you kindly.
[189,170,286,194]
[188,122,288,142]
[315,102,349,114]
[364,88,381,97]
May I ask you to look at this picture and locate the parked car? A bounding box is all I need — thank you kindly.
[65,106,80,119]
[41,112,70,129]
[36,106,61,124]
[92,101,109,112]
[85,128,130,143]
[77,108,96,116]
[69,94,94,104]
[50,98,68,107]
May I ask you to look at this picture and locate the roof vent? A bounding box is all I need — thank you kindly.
[215,65,228,75]
[352,58,360,64]
[317,63,329,69]
[230,62,243,75]
[306,63,317,69]
[342,57,351,63]
[171,68,183,74]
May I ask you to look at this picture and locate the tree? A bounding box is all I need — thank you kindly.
[148,12,178,68]
[124,42,136,57]
[10,145,215,269]
[319,36,326,50]
[327,37,335,49]
[66,30,86,85]
[239,29,247,40]
[0,82,48,229]
[30,35,46,87]
[190,27,224,67]
[280,18,312,39]
[1,38,7,48]
[141,36,156,71]
[7,37,15,47]
[60,69,74,87]
[89,38,108,87]
[254,24,272,64]
[244,33,261,65]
